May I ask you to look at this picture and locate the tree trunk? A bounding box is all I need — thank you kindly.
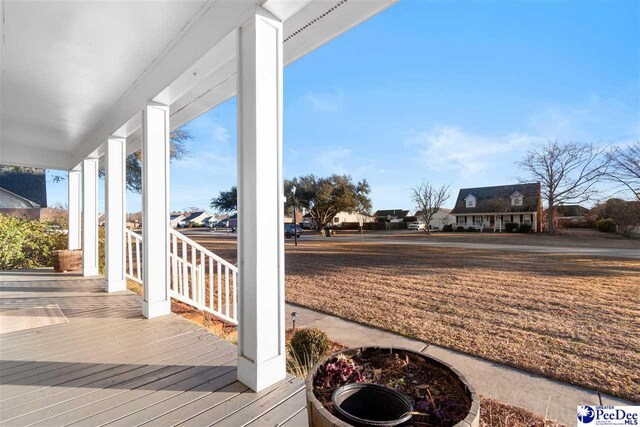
[547,198,555,234]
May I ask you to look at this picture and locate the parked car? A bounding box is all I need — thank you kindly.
[284,224,302,239]
[408,222,426,231]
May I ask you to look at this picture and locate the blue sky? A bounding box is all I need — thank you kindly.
[47,0,640,213]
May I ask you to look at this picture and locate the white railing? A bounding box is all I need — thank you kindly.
[125,229,143,284]
[168,228,238,325]
[124,228,239,325]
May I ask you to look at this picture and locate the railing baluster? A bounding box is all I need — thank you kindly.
[217,261,222,313]
[171,234,177,291]
[135,236,141,282]
[225,265,229,317]
[232,270,237,321]
[127,232,133,278]
[191,246,196,300]
[182,239,187,297]
[208,257,213,310]
[199,251,205,305]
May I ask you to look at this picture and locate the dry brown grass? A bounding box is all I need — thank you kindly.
[480,397,565,427]
[193,235,640,401]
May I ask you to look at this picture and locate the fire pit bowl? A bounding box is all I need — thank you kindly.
[332,383,413,426]
[305,347,480,427]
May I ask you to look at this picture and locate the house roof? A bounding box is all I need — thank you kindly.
[450,183,540,214]
[0,166,47,207]
[374,209,410,219]
[556,205,589,217]
[415,208,452,217]
[183,211,207,222]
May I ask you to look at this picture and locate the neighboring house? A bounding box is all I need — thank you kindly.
[415,208,455,231]
[302,213,315,229]
[331,211,375,227]
[373,209,412,223]
[98,213,106,227]
[169,214,186,229]
[0,166,47,220]
[301,212,374,228]
[227,213,238,229]
[450,183,542,232]
[283,212,303,225]
[182,211,209,226]
[204,216,218,227]
[555,205,590,227]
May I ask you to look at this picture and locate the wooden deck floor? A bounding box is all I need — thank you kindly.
[0,271,307,427]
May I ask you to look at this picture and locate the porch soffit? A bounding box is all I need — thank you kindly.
[0,0,397,170]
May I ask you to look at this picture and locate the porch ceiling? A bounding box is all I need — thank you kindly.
[0,0,396,170]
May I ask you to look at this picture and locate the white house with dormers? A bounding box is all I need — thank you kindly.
[451,183,542,232]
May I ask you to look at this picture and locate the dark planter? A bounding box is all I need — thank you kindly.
[306,347,480,427]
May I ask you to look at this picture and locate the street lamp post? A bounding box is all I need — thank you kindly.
[291,185,298,247]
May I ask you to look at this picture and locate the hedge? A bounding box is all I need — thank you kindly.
[0,215,68,270]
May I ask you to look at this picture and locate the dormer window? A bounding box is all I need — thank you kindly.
[511,192,523,206]
[465,194,477,208]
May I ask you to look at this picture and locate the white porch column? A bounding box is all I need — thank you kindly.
[141,103,171,318]
[82,158,99,276]
[105,138,126,292]
[236,9,286,392]
[67,170,82,250]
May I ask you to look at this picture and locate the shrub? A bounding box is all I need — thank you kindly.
[289,328,329,366]
[0,215,68,270]
[455,226,465,232]
[505,222,519,233]
[518,224,532,233]
[466,227,477,232]
[442,224,453,232]
[98,226,105,275]
[596,218,616,233]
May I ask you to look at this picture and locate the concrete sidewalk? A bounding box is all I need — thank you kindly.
[285,303,635,426]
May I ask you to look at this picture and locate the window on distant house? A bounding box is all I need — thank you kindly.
[333,217,340,223]
[465,195,476,208]
[511,192,523,206]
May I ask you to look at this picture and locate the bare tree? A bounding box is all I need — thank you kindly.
[605,142,640,201]
[518,140,608,234]
[410,183,451,234]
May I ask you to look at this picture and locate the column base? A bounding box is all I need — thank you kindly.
[142,300,171,319]
[105,278,126,293]
[237,354,286,392]
[83,267,99,277]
